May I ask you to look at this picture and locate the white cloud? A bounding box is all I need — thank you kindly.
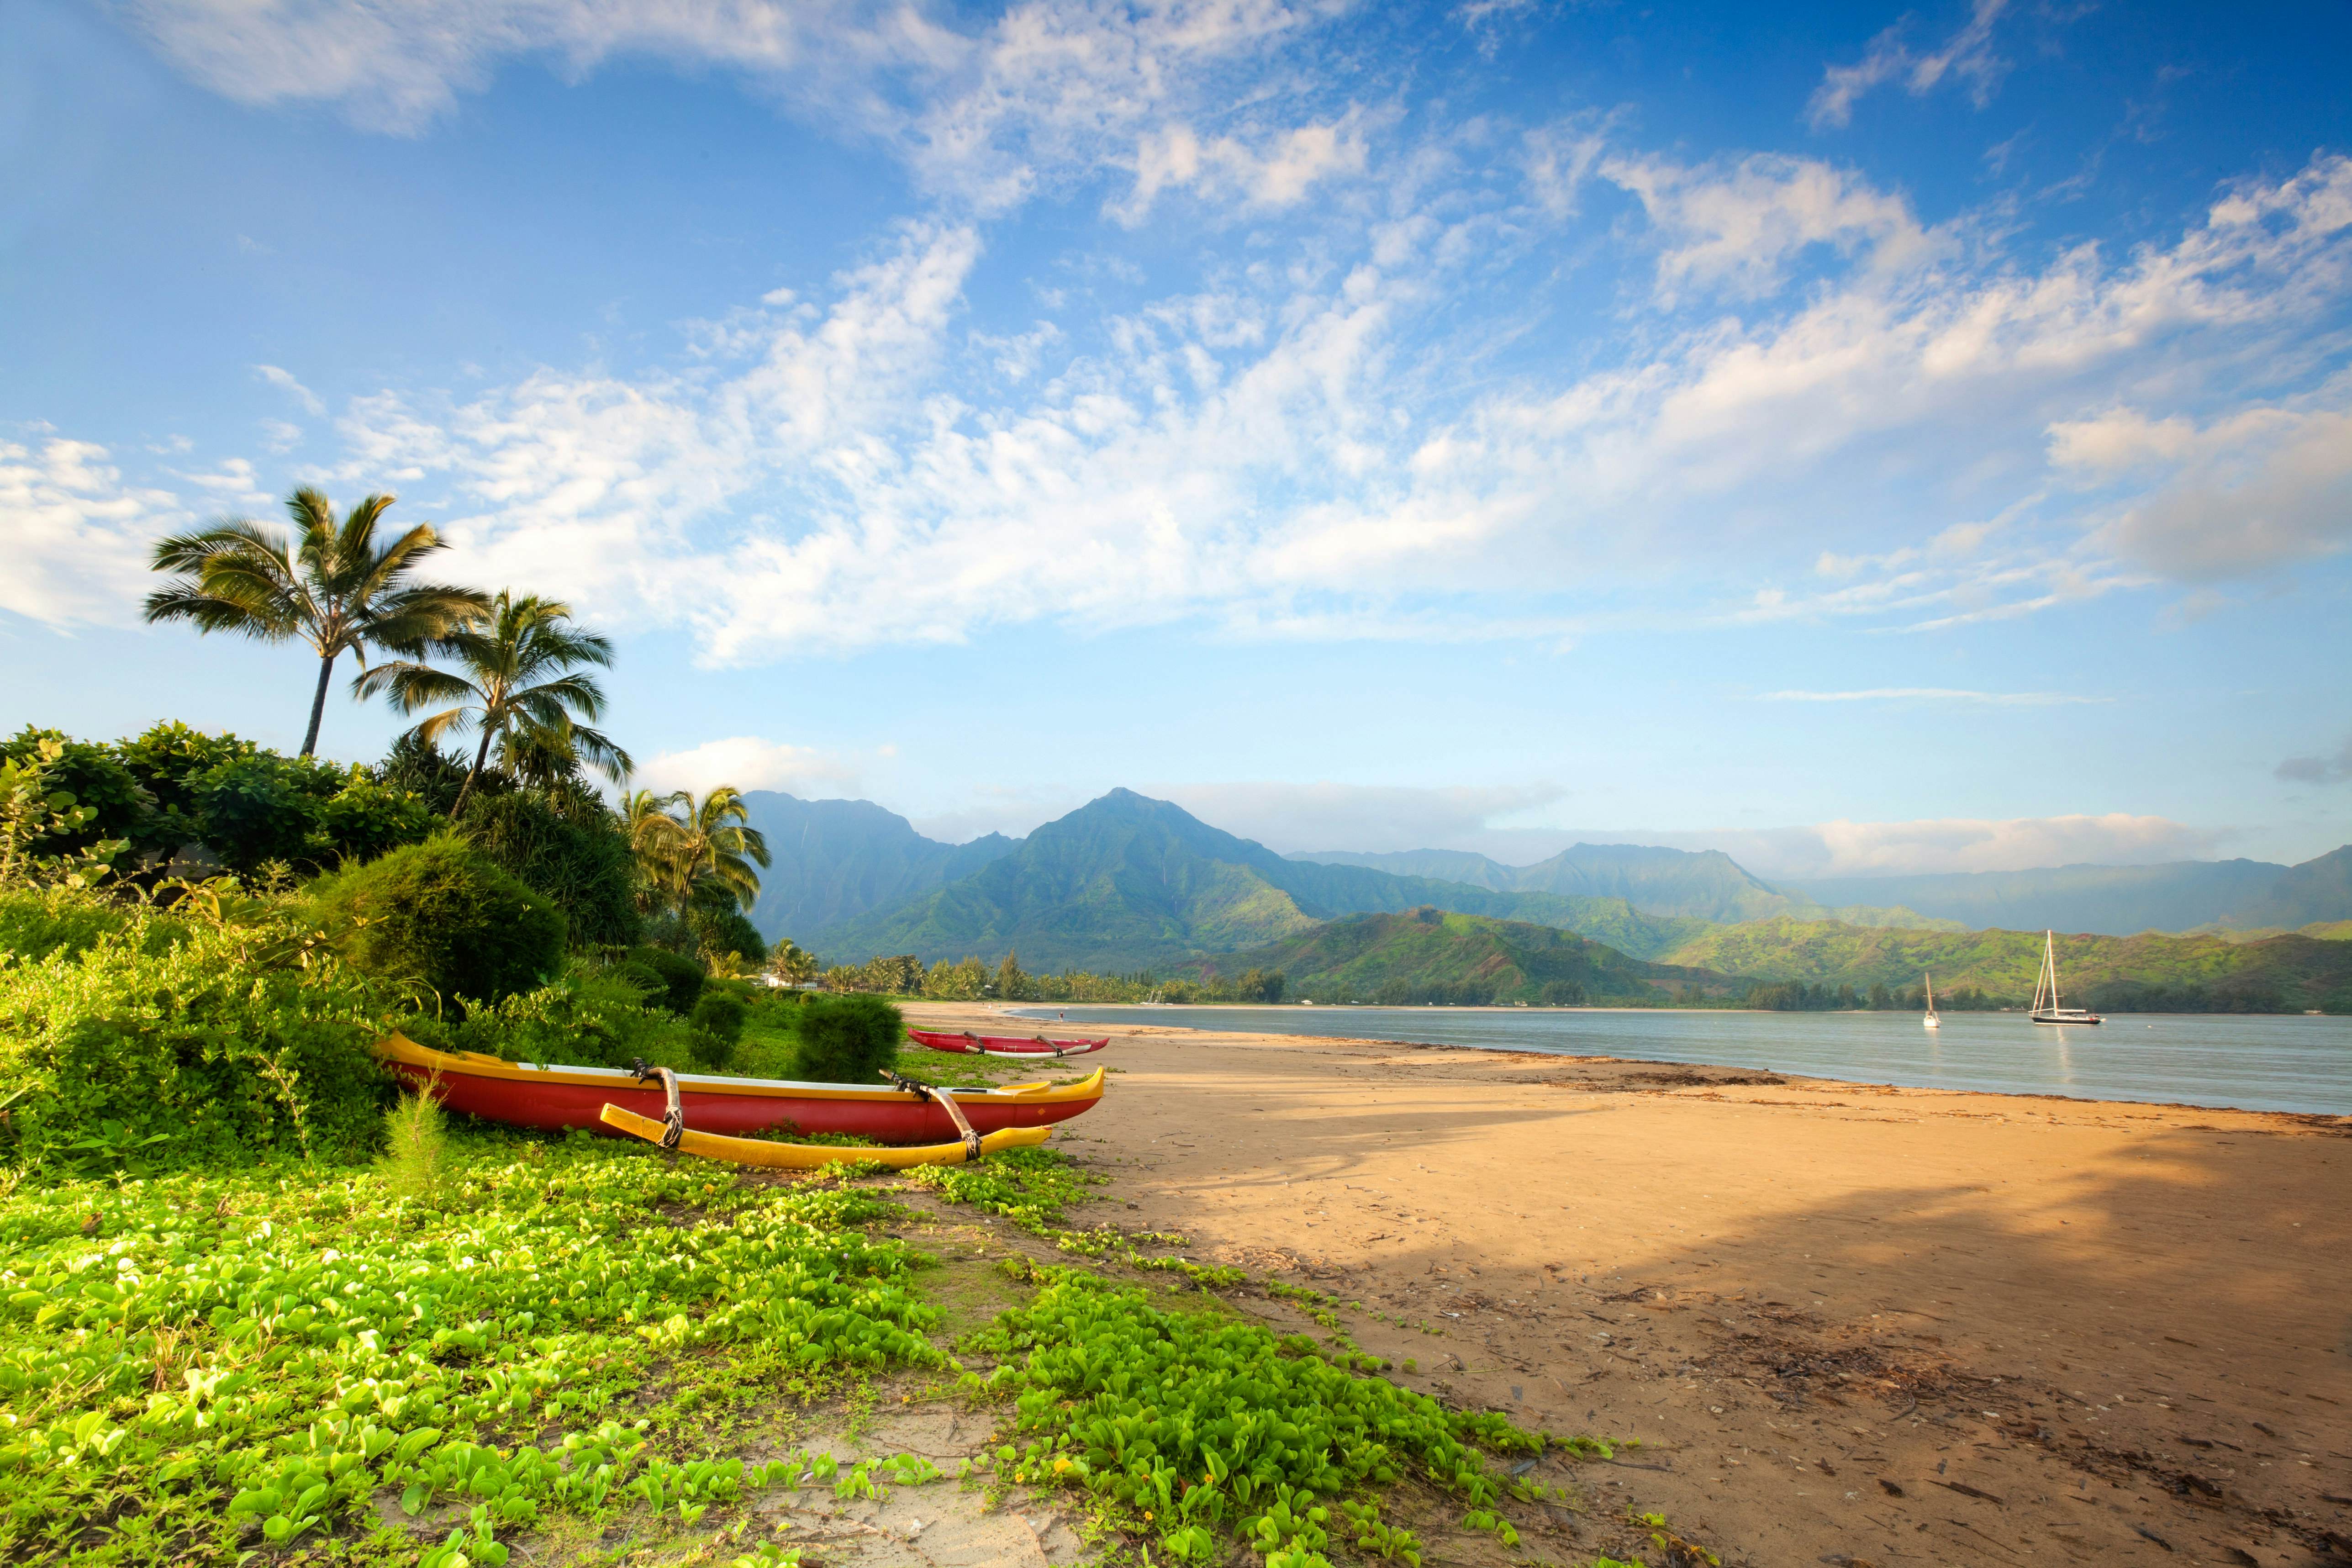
[636,736,865,797]
[1807,0,2011,132]
[179,455,271,503]
[254,364,325,415]
[1603,151,1936,302]
[1113,113,1371,223]
[24,127,2352,661]
[1759,688,2101,706]
[1156,781,1568,854]
[125,0,1336,217]
[1670,812,2220,880]
[0,436,185,628]
[2051,391,2352,577]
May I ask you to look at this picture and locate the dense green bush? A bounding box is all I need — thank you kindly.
[0,727,151,860]
[613,958,666,1002]
[403,968,696,1070]
[459,786,642,948]
[310,834,566,1012]
[687,989,748,1070]
[0,902,394,1172]
[686,902,767,967]
[6,722,441,879]
[621,944,703,1013]
[197,753,436,874]
[0,887,184,965]
[788,993,903,1083]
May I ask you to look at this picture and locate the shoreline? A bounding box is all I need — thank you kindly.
[1000,1002,2352,1122]
[915,1001,2352,1566]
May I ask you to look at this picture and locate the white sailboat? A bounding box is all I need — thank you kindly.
[2029,930,2103,1025]
[1922,972,1941,1029]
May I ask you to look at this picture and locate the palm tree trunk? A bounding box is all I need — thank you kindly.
[300,652,337,757]
[451,725,496,820]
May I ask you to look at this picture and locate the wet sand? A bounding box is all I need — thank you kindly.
[911,1003,2352,1567]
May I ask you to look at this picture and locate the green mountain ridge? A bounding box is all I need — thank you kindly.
[742,791,1021,941]
[1292,843,1807,923]
[811,790,1725,968]
[1780,857,2298,935]
[797,790,2352,1010]
[1657,918,2352,1011]
[1196,907,1740,1005]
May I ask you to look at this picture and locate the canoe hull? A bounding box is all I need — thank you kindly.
[908,1028,1109,1057]
[378,1035,1102,1139]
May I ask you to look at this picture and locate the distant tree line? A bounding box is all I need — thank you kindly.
[1746,980,2002,1011]
[808,950,1288,1004]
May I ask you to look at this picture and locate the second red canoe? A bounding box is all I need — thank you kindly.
[908,1028,1110,1058]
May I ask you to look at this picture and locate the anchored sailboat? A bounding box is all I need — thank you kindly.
[2029,930,2103,1025]
[1922,972,1941,1029]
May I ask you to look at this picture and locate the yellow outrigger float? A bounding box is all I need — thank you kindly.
[378,1033,1103,1168]
[596,1103,1053,1167]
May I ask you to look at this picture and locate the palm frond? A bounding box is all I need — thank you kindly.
[354,660,480,713]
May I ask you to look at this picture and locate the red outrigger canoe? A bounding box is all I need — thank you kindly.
[908,1028,1110,1059]
[379,1035,1104,1140]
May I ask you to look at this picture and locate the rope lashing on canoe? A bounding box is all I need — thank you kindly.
[880,1069,983,1159]
[627,1059,685,1151]
[956,1028,1074,1059]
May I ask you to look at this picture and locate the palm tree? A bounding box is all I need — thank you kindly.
[143,489,490,756]
[356,591,632,818]
[766,939,820,988]
[628,787,770,915]
[623,787,689,913]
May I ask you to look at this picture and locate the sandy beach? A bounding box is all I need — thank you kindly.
[910,1003,2352,1567]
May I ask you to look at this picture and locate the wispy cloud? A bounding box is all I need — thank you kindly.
[1158,781,1568,855]
[1807,0,2014,131]
[637,736,867,797]
[124,0,1343,218]
[1759,688,2103,706]
[0,435,184,627]
[2276,734,2352,787]
[25,2,2352,666]
[1672,813,2221,880]
[253,364,325,415]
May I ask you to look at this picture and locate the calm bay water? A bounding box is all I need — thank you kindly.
[1007,1004,2352,1116]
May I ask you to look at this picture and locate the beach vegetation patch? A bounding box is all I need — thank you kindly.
[309,833,566,1012]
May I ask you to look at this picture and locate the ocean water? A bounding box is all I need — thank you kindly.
[1005,1004,2352,1116]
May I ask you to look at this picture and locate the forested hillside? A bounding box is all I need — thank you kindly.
[1201,907,1739,1006]
[1660,919,2352,1012]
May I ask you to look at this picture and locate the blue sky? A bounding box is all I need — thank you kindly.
[5,0,2349,878]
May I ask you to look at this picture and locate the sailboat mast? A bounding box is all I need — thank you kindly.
[2046,930,2062,1012]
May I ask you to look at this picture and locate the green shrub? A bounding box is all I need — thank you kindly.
[0,887,184,964]
[622,944,704,1013]
[0,907,394,1172]
[687,903,767,968]
[0,726,152,859]
[310,834,566,1012]
[459,787,642,948]
[688,990,748,1071]
[789,993,903,1083]
[160,749,439,876]
[613,959,667,1003]
[410,969,695,1071]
